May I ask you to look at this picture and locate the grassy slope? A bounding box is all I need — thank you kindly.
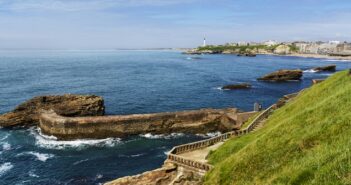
[205,70,351,185]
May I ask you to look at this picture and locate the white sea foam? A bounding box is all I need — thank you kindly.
[139,133,185,139]
[2,142,11,151]
[73,159,89,165]
[130,153,145,157]
[95,174,103,180]
[303,69,318,73]
[29,170,39,178]
[23,152,55,162]
[29,127,122,150]
[196,131,222,138]
[325,59,351,62]
[0,163,13,177]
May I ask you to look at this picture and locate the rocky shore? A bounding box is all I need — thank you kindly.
[183,45,351,61]
[0,94,104,127]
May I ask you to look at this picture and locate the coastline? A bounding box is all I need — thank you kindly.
[267,53,351,61]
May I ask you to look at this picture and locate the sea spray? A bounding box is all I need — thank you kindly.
[17,152,55,162]
[29,127,122,150]
[139,133,185,139]
[0,163,13,177]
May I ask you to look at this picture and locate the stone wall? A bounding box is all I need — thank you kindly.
[39,108,254,140]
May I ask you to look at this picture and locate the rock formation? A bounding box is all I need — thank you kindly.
[237,52,256,57]
[258,70,303,81]
[273,45,291,55]
[104,163,203,185]
[312,65,336,72]
[0,94,104,127]
[222,83,252,90]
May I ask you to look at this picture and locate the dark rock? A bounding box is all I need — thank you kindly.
[258,70,303,81]
[237,52,256,57]
[312,65,336,72]
[0,94,104,127]
[222,83,252,90]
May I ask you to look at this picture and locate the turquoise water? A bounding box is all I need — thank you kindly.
[0,50,349,184]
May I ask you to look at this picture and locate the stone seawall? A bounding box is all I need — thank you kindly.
[39,108,255,140]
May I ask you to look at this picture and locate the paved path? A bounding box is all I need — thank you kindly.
[178,118,267,164]
[178,142,224,163]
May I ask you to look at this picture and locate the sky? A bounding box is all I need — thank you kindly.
[0,0,350,49]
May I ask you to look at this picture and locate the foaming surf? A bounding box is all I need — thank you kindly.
[0,162,13,177]
[139,133,185,139]
[2,142,11,151]
[303,69,318,73]
[324,59,351,62]
[18,152,55,162]
[29,127,122,150]
[196,131,222,138]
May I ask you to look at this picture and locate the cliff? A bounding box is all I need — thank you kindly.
[39,108,257,140]
[0,94,104,127]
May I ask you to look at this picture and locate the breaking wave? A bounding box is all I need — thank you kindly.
[2,142,11,151]
[196,131,222,138]
[303,69,318,73]
[18,152,55,162]
[29,127,122,150]
[139,133,185,139]
[0,163,13,177]
[324,59,351,62]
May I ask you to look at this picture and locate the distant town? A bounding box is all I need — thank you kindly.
[185,39,351,59]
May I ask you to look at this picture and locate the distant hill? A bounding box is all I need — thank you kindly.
[204,70,351,185]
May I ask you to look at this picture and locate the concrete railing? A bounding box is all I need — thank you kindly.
[167,103,277,172]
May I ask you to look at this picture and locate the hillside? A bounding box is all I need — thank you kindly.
[204,70,351,185]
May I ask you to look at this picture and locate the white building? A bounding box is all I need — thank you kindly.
[263,40,278,46]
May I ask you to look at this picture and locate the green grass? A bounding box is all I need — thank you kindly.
[204,70,351,185]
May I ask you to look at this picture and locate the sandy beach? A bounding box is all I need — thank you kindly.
[277,53,351,61]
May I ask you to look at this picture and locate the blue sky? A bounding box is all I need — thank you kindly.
[0,0,350,49]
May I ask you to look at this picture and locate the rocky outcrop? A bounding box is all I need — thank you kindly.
[222,83,251,90]
[105,163,202,185]
[39,108,251,140]
[274,45,291,55]
[237,52,256,57]
[183,49,220,55]
[258,70,303,81]
[0,94,104,127]
[313,65,336,72]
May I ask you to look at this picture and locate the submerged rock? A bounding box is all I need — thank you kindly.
[0,94,105,127]
[258,70,303,81]
[312,65,336,72]
[222,83,252,90]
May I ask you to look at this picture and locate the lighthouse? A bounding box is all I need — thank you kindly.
[203,36,206,47]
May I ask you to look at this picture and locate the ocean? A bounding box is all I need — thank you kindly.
[0,50,349,184]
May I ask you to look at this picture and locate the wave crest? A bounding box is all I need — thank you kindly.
[0,163,13,177]
[29,127,122,150]
[139,133,185,139]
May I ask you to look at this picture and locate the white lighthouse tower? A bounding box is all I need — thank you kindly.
[203,36,206,47]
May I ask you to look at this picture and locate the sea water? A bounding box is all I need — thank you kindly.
[0,50,350,184]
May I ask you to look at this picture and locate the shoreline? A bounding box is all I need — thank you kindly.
[266,53,351,61]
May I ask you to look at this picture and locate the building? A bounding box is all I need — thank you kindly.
[263,40,278,46]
